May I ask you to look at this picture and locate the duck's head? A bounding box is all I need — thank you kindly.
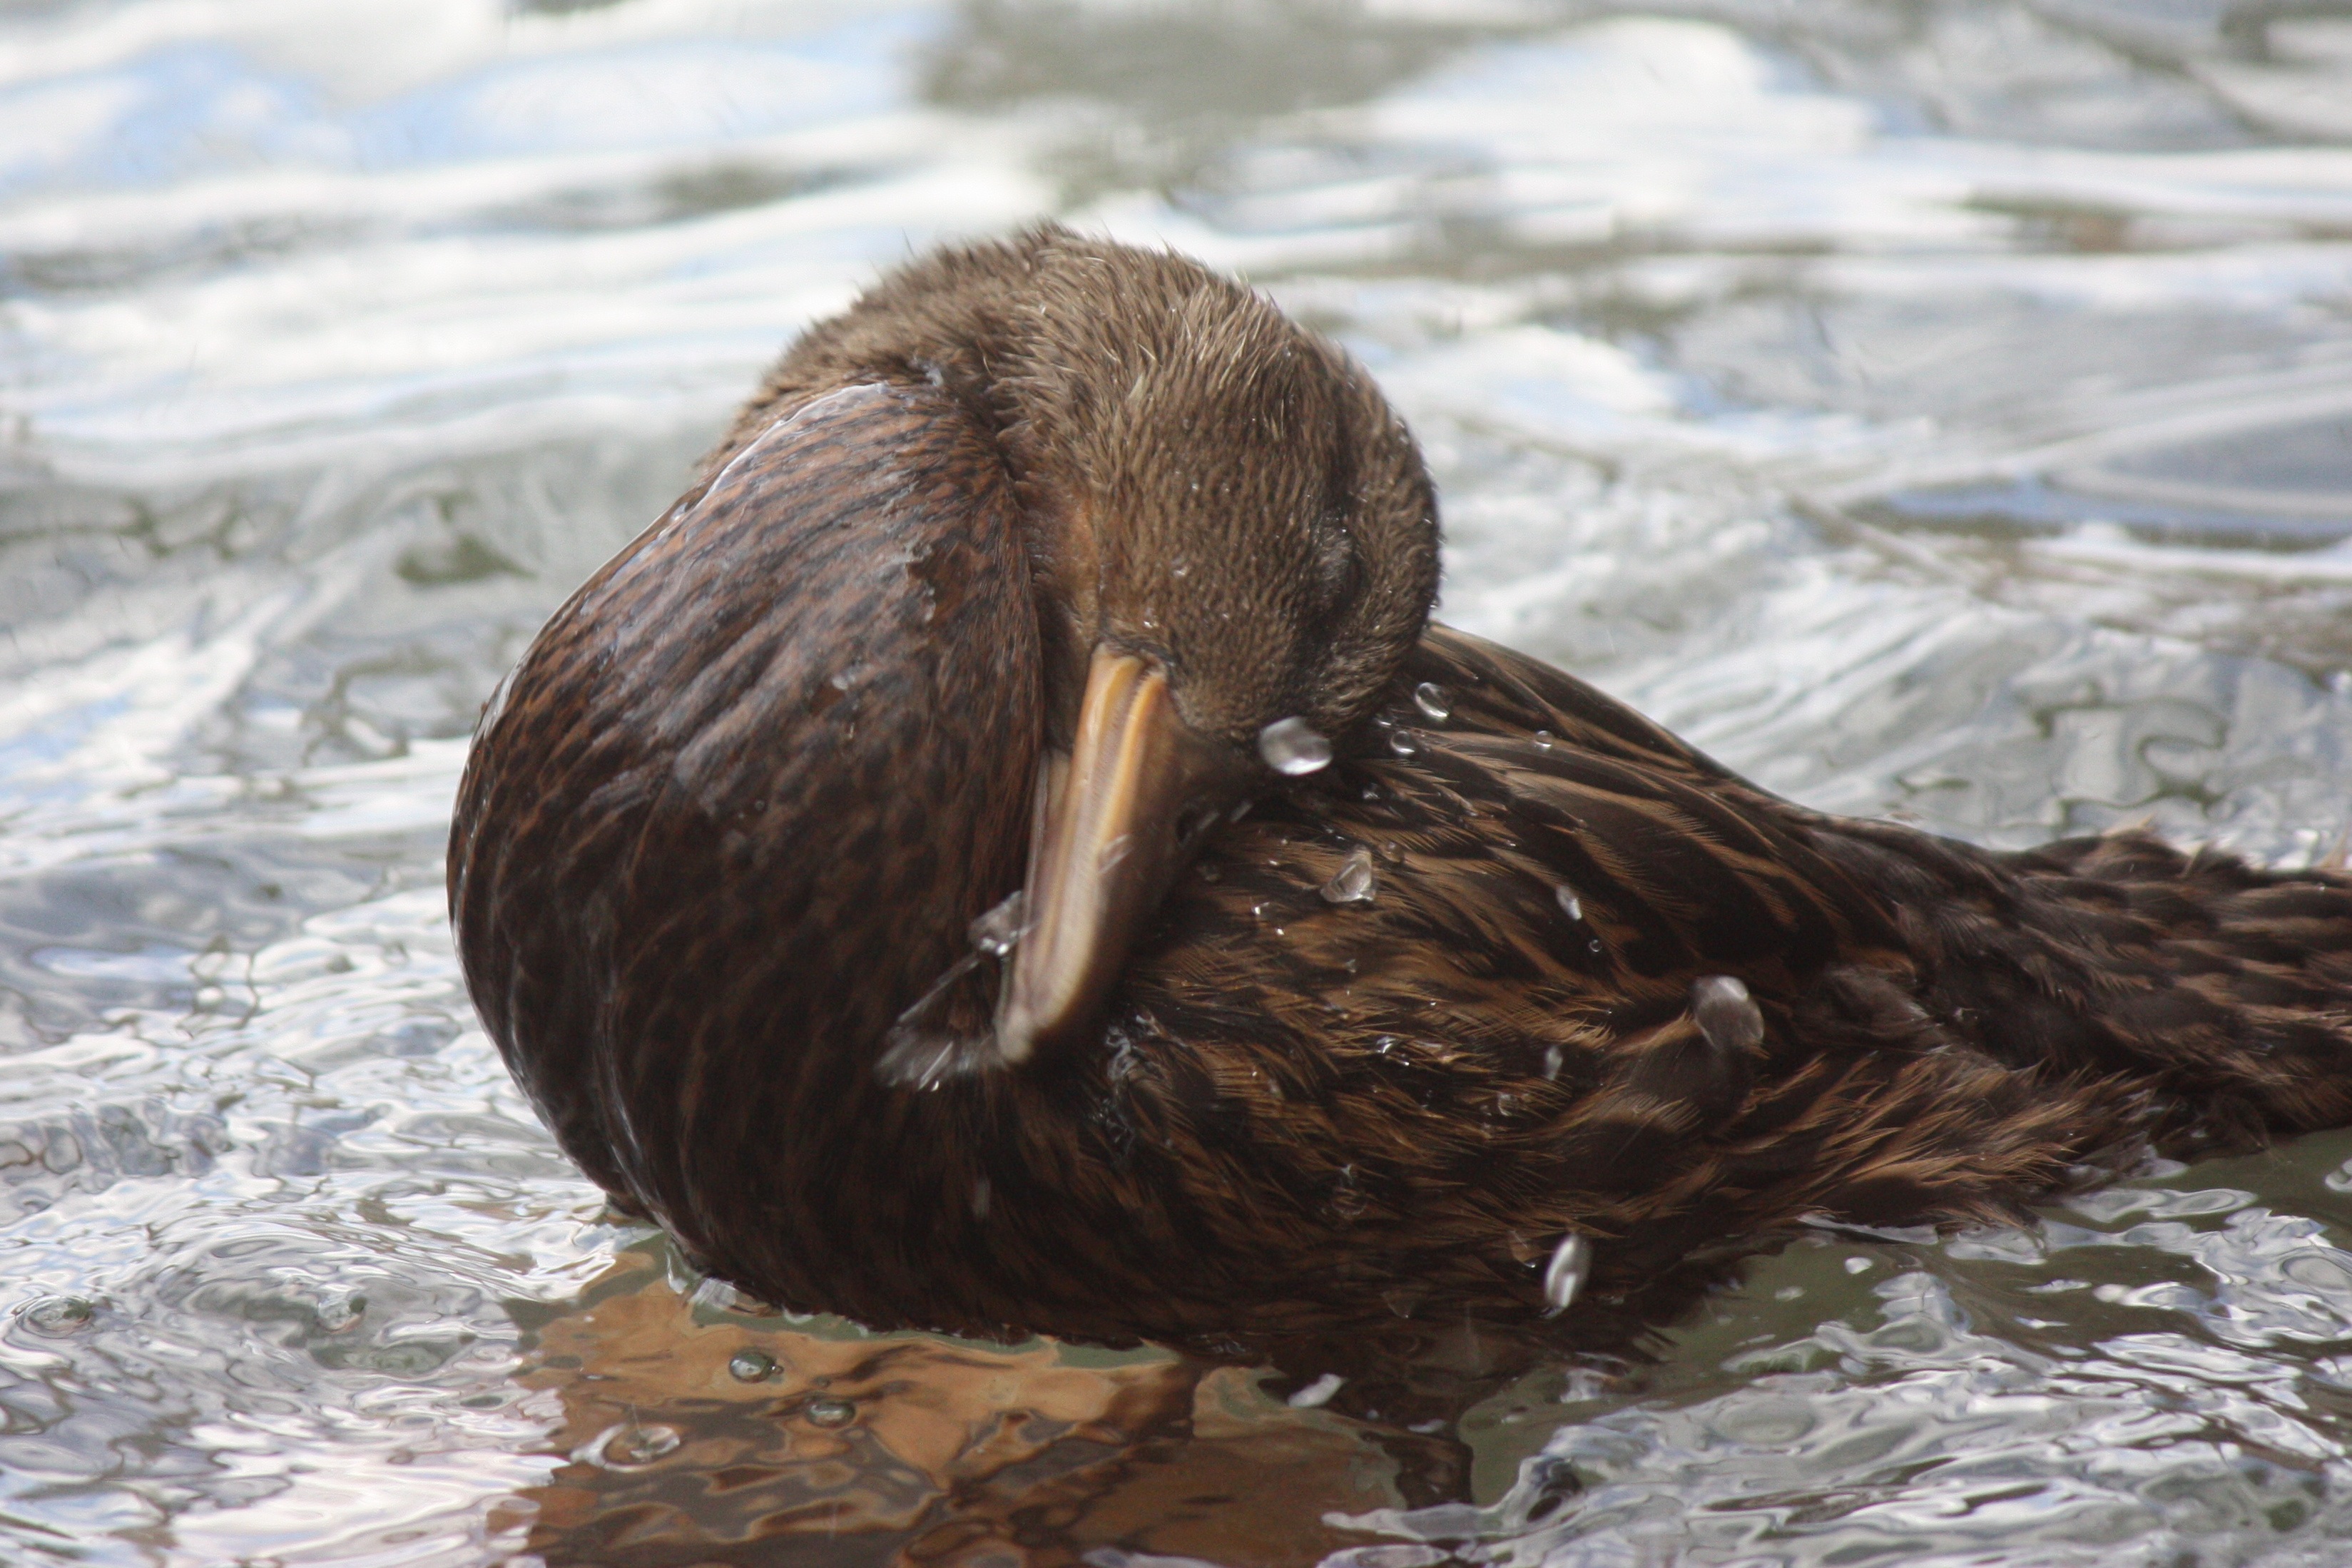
[739,228,1441,1068]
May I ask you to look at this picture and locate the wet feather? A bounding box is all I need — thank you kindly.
[450,228,2352,1363]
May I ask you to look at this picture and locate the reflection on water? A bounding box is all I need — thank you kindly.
[504,1244,1449,1566]
[4,0,2352,1562]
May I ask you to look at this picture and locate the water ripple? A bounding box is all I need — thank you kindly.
[5,0,2352,1562]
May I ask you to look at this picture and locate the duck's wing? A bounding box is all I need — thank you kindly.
[1398,626,2352,1155]
[1102,629,1990,1338]
[1103,626,2352,1346]
[1805,815,2352,1152]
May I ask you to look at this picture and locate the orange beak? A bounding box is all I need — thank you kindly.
[994,646,1238,1064]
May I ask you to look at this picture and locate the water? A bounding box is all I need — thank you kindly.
[968,888,1028,956]
[1263,713,1338,773]
[1689,976,1762,1056]
[1542,1235,1592,1316]
[3,0,2351,1562]
[1322,847,1378,904]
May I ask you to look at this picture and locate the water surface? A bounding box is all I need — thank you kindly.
[6,1,2352,1562]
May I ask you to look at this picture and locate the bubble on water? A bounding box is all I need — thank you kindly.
[728,1349,778,1382]
[805,1397,856,1428]
[1413,683,1452,721]
[690,1276,779,1316]
[19,1296,94,1337]
[1258,717,1331,775]
[1554,885,1582,921]
[601,1424,682,1467]
[968,890,1027,956]
[1322,848,1377,904]
[1544,1234,1593,1315]
[315,1295,365,1333]
[1691,974,1764,1054]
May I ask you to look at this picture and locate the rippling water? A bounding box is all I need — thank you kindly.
[6,1,2352,1562]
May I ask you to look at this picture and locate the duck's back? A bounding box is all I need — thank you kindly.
[1088,626,2352,1340]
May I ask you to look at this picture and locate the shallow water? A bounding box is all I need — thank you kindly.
[4,0,2352,1562]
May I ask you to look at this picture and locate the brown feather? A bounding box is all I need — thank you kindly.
[449,231,2352,1366]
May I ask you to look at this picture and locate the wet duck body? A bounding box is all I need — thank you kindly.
[450,228,2352,1360]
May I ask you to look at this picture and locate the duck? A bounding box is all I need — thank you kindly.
[447,225,2352,1365]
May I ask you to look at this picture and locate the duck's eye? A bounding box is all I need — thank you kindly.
[1314,516,1360,611]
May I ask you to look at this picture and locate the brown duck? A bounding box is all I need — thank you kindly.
[449,226,2352,1363]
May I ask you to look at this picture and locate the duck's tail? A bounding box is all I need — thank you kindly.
[1820,823,2352,1158]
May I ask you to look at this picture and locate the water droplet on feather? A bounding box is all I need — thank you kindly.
[805,1398,856,1428]
[1258,717,1332,775]
[968,890,1028,956]
[1691,974,1765,1054]
[1321,849,1377,904]
[729,1349,778,1382]
[1288,1373,1345,1408]
[1544,1233,1593,1315]
[1413,683,1452,721]
[1330,1164,1368,1220]
[1554,885,1582,921]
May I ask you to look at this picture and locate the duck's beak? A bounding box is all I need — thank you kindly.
[995,646,1239,1064]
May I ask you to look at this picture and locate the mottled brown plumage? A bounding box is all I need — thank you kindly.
[449,226,2352,1365]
